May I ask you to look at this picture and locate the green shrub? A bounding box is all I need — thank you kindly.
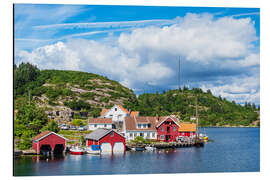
[72,119,86,126]
[41,120,59,133]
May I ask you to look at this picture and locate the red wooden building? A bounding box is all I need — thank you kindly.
[178,123,197,137]
[85,128,126,153]
[156,116,180,142]
[32,131,67,154]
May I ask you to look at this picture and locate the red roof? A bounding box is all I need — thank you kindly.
[125,116,158,131]
[32,131,67,141]
[155,116,180,128]
[88,118,113,124]
[32,131,52,141]
[100,109,109,117]
[130,111,139,118]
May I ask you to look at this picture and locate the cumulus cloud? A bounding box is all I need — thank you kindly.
[15,13,260,104]
[200,75,260,104]
[118,13,257,63]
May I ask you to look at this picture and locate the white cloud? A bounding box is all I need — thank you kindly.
[238,53,260,67]
[201,75,260,104]
[17,42,80,71]
[15,13,259,104]
[118,13,257,63]
[33,19,176,30]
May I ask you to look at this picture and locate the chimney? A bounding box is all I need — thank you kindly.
[155,114,159,122]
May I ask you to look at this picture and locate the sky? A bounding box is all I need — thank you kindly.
[14,4,260,105]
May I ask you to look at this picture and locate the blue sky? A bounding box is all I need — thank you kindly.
[14,4,260,105]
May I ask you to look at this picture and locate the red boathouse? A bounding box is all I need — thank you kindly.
[156,116,180,142]
[32,131,67,154]
[85,128,125,153]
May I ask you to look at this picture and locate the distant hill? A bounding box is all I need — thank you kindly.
[126,88,259,127]
[14,63,259,127]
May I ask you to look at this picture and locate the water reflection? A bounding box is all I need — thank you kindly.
[32,154,66,163]
[14,128,260,176]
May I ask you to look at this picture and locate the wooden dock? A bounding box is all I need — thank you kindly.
[126,140,204,150]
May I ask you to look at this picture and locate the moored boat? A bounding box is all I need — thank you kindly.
[145,146,156,151]
[86,145,101,155]
[135,147,145,151]
[70,146,84,155]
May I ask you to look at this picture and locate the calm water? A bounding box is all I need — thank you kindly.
[14,128,260,176]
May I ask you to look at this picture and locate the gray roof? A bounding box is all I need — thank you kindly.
[85,128,113,140]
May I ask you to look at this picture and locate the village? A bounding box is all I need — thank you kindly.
[26,104,207,156]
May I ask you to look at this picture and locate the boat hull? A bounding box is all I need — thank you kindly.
[86,150,100,155]
[135,147,145,151]
[70,150,84,155]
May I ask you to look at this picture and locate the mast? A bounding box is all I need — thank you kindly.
[178,56,181,92]
[195,96,199,137]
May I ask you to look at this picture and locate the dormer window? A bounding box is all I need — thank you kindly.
[138,124,142,128]
[143,124,147,128]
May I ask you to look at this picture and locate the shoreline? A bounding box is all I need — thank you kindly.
[201,126,259,128]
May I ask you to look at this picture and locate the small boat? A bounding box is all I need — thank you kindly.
[199,133,208,141]
[70,146,84,155]
[86,145,101,155]
[145,146,156,151]
[135,147,145,151]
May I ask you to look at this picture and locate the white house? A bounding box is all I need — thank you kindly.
[124,116,158,141]
[88,118,113,131]
[100,104,131,122]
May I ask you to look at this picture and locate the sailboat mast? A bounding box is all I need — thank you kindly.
[178,56,181,92]
[195,96,199,137]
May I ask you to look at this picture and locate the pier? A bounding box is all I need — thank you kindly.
[126,139,204,150]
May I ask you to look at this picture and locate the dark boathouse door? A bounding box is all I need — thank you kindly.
[165,135,171,142]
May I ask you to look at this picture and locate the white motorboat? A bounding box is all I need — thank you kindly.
[86,145,101,155]
[145,146,156,151]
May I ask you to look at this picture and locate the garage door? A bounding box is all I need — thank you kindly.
[113,142,125,153]
[101,143,112,153]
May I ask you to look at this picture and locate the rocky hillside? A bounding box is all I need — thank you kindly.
[14,63,136,123]
[14,63,259,127]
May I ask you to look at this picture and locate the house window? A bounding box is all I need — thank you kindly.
[94,124,97,127]
[152,132,155,138]
[130,133,133,137]
[110,132,114,137]
[173,126,176,131]
[138,124,141,129]
[147,132,150,138]
[160,135,164,140]
[140,132,143,137]
[143,124,147,128]
[161,127,164,132]
[148,124,151,128]
[104,124,107,128]
[134,133,137,137]
[115,108,117,111]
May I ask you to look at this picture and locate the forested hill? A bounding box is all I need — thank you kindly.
[125,89,259,127]
[14,63,259,127]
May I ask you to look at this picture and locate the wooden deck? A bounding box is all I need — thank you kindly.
[126,139,204,150]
